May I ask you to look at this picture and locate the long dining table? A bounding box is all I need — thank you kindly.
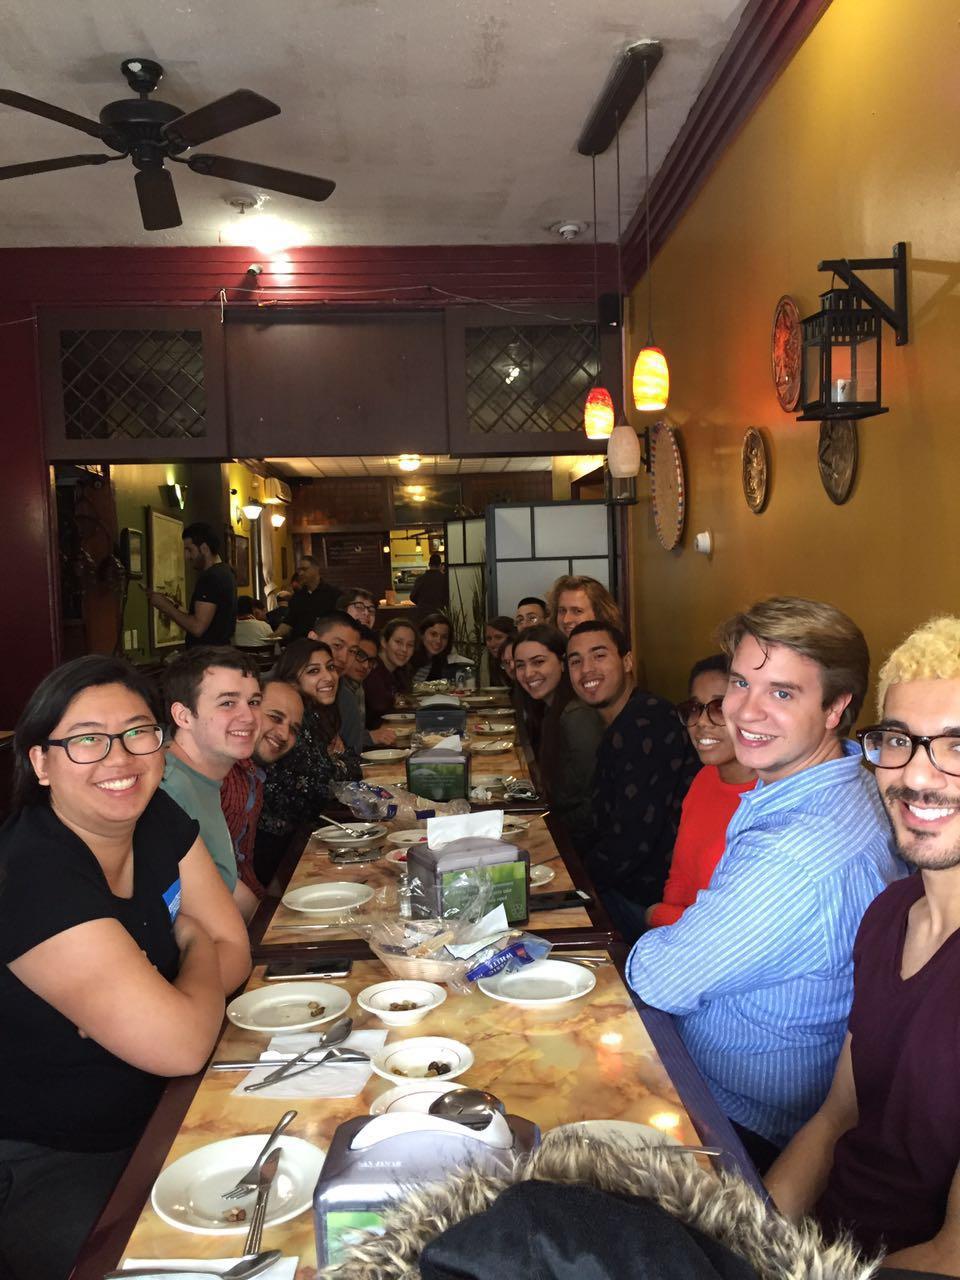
[70,692,759,1279]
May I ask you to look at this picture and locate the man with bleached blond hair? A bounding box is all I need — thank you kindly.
[767,615,960,1268]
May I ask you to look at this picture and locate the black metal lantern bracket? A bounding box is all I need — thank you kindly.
[819,241,909,346]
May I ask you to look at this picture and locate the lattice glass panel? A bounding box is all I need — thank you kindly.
[60,329,206,440]
[465,324,599,435]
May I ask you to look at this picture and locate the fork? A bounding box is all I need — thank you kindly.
[221,1110,297,1200]
[243,1047,369,1093]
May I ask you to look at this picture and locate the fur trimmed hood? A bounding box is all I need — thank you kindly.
[322,1130,882,1280]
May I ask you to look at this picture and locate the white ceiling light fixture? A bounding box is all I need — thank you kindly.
[222,195,308,255]
[397,454,422,472]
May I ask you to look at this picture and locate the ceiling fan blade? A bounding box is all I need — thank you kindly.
[0,153,117,180]
[162,89,280,150]
[185,153,336,202]
[0,89,104,139]
[135,166,182,230]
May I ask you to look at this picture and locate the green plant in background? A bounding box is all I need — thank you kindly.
[448,561,487,667]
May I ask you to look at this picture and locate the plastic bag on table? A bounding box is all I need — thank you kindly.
[332,780,469,826]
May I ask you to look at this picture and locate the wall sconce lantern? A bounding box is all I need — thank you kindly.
[797,242,908,422]
[241,500,264,520]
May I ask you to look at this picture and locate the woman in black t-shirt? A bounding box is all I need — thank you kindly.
[0,656,251,1280]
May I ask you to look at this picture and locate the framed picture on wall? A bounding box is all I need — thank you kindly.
[120,527,144,578]
[147,508,186,649]
[224,527,251,588]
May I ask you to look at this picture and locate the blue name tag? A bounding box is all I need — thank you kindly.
[162,877,182,924]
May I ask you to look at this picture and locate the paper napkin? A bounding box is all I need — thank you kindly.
[233,1029,387,1099]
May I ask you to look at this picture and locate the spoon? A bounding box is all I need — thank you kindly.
[103,1250,282,1278]
[251,1016,353,1087]
[429,1087,506,1130]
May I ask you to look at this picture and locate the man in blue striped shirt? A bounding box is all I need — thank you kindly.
[627,597,904,1170]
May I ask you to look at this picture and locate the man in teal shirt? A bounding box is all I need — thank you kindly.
[160,646,263,918]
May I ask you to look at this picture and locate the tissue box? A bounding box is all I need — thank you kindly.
[406,747,469,801]
[408,836,529,924]
[415,705,467,737]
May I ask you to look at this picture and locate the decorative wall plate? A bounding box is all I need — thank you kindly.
[818,420,858,504]
[771,295,802,412]
[649,423,685,550]
[741,428,769,514]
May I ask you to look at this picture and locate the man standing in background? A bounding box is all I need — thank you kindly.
[276,556,341,640]
[410,553,447,616]
[145,521,237,646]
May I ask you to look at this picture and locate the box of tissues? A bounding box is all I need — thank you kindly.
[408,827,530,925]
[406,746,469,801]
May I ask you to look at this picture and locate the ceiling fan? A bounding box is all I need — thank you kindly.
[0,57,336,230]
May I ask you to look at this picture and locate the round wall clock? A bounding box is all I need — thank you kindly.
[741,427,769,514]
[771,295,802,412]
[649,423,686,550]
[818,420,858,504]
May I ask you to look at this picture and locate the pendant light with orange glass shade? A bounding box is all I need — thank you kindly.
[584,153,615,441]
[632,57,669,412]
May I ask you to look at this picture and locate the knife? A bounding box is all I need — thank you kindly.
[101,1248,282,1278]
[243,1148,281,1255]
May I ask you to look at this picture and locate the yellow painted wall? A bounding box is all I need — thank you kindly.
[625,0,960,708]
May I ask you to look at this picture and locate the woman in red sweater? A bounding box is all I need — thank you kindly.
[647,655,755,927]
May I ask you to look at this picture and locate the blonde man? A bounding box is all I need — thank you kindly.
[767,616,960,1270]
[547,574,623,638]
[627,597,903,1172]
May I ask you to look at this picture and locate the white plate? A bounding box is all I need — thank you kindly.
[477,959,596,1008]
[311,822,387,845]
[151,1133,325,1235]
[370,1079,468,1116]
[361,748,412,762]
[384,848,411,867]
[281,882,374,914]
[386,829,430,847]
[226,981,352,1033]
[357,980,446,1026]
[470,739,514,754]
[370,1036,474,1084]
[382,712,415,722]
[530,864,555,886]
[472,722,516,736]
[462,694,496,705]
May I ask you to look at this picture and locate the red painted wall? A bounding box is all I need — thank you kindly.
[0,242,616,727]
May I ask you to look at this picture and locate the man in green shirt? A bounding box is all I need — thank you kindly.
[160,647,263,918]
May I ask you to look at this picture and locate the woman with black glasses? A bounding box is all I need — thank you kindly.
[0,655,250,1280]
[646,654,755,928]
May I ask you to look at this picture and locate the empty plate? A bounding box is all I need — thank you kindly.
[477,959,596,1008]
[382,712,415,722]
[282,882,374,914]
[361,748,411,763]
[385,829,430,848]
[530,864,556,886]
[151,1133,325,1234]
[226,981,351,1033]
[370,1036,474,1085]
[370,1079,468,1116]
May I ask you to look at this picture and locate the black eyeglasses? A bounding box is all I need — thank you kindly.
[350,648,377,666]
[44,724,165,764]
[858,726,960,777]
[675,697,726,728]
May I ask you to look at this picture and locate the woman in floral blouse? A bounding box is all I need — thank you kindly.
[255,640,361,872]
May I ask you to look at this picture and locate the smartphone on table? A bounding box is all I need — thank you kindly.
[264,958,353,980]
[531,889,592,911]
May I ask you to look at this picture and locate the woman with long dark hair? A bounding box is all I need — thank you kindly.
[254,638,362,884]
[0,656,250,1280]
[364,618,417,727]
[479,615,516,687]
[513,624,604,852]
[412,612,472,684]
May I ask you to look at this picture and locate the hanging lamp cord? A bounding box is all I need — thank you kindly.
[615,112,628,406]
[592,153,601,387]
[643,59,654,346]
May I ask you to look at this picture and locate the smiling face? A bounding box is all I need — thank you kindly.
[515,602,546,630]
[875,678,960,870]
[253,682,304,767]
[566,630,632,710]
[723,634,849,783]
[686,670,739,768]
[383,625,416,670]
[499,641,516,680]
[345,636,379,683]
[297,648,339,706]
[422,622,451,657]
[171,665,262,771]
[29,682,165,836]
[485,625,511,657]
[556,589,595,636]
[514,641,564,702]
[345,597,377,626]
[311,622,361,674]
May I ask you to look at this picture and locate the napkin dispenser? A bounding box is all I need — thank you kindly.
[407,836,530,924]
[406,746,469,801]
[414,704,468,736]
[314,1109,540,1267]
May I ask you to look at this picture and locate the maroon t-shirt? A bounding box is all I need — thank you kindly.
[816,873,960,1254]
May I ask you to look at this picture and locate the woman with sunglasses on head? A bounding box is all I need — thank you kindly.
[513,624,605,851]
[254,639,362,883]
[646,655,756,927]
[364,618,418,727]
[0,656,251,1280]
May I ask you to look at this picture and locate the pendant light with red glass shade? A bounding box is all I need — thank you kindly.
[632,58,669,412]
[584,154,615,441]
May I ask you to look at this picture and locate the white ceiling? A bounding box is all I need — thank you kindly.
[0,0,749,247]
[268,454,553,478]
